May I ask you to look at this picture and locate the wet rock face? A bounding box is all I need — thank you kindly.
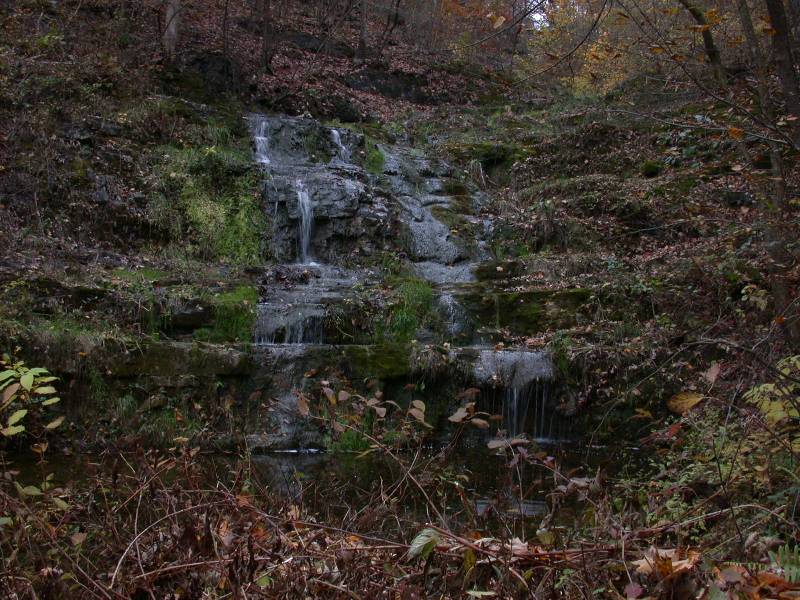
[242,114,583,449]
[252,114,486,264]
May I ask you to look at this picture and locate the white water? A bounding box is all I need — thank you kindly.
[296,180,314,264]
[330,129,350,162]
[251,116,271,166]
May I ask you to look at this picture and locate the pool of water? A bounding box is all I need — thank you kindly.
[10,439,644,539]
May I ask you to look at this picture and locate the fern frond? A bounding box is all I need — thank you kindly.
[769,544,800,583]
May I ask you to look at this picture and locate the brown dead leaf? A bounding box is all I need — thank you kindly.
[448,407,469,423]
[322,387,336,405]
[2,383,20,407]
[408,407,425,422]
[297,393,309,417]
[703,363,721,385]
[71,532,87,546]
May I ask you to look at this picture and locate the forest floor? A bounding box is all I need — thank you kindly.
[2,1,800,598]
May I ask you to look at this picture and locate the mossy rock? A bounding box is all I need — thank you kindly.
[458,287,591,335]
[443,179,469,197]
[474,260,525,281]
[110,340,255,379]
[193,285,258,343]
[342,343,411,381]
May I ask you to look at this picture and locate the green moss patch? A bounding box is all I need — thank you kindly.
[458,287,591,335]
[343,343,412,380]
[150,144,266,265]
[193,285,258,343]
[364,137,386,174]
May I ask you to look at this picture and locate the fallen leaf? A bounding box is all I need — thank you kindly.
[71,532,87,546]
[624,581,643,598]
[704,363,721,385]
[667,392,703,414]
[322,387,336,405]
[449,407,469,423]
[297,393,309,417]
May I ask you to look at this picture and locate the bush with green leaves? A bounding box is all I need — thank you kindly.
[0,354,63,442]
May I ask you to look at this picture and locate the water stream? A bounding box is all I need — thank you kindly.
[295,179,314,264]
[330,129,350,162]
[248,114,567,446]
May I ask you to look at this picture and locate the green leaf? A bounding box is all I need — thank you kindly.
[20,373,34,391]
[7,409,26,426]
[14,482,43,497]
[52,497,69,510]
[407,528,440,560]
[28,368,49,375]
[45,416,65,430]
[0,370,15,382]
[42,397,61,406]
[0,516,12,527]
[33,386,57,395]
[255,573,273,588]
[1,425,25,437]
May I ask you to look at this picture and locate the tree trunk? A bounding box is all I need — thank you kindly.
[356,0,368,62]
[222,0,230,63]
[764,0,800,145]
[162,0,180,63]
[737,0,799,347]
[789,0,800,38]
[677,0,725,83]
[261,0,275,74]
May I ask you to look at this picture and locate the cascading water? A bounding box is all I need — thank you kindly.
[481,379,562,442]
[330,129,350,162]
[251,115,271,166]
[295,180,314,264]
[471,349,563,442]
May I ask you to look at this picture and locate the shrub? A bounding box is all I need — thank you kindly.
[0,355,63,445]
[640,160,661,178]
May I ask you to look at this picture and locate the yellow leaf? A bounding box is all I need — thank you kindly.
[45,416,65,430]
[667,392,704,414]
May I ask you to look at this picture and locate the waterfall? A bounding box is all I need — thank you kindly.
[483,379,559,442]
[296,180,314,264]
[330,129,350,162]
[503,380,557,441]
[251,115,271,166]
[254,302,325,345]
[471,350,563,442]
